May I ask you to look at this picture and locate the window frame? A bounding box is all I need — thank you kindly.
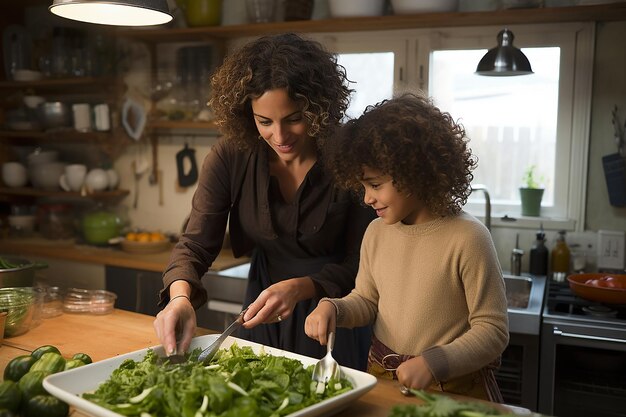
[316,22,594,232]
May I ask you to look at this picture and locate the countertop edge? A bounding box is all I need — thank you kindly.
[0,237,249,273]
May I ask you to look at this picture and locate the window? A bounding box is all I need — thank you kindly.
[424,24,593,229]
[430,47,561,213]
[323,23,593,230]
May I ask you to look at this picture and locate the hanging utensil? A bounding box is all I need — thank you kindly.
[121,97,147,141]
[611,105,625,157]
[149,135,159,185]
[176,142,198,187]
[603,105,626,207]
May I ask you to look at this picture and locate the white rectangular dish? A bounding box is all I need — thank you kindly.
[44,334,378,417]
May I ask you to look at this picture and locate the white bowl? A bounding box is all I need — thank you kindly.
[8,215,36,232]
[13,69,43,82]
[329,0,386,17]
[29,162,66,190]
[85,169,109,192]
[23,95,45,109]
[2,162,28,188]
[391,0,458,14]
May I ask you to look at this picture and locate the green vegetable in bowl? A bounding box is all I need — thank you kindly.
[3,355,36,382]
[0,409,18,417]
[388,389,516,417]
[0,257,24,270]
[84,343,353,416]
[0,288,35,337]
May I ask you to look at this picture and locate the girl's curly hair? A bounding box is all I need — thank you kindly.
[326,93,477,216]
[210,33,352,150]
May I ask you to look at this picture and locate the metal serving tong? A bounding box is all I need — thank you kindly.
[197,307,249,364]
[311,331,341,384]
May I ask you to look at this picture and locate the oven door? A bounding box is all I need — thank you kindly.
[539,318,626,417]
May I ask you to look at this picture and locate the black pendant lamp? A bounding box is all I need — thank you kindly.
[49,0,173,26]
[476,29,533,76]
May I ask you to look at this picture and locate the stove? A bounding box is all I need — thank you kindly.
[543,281,626,327]
[538,281,626,417]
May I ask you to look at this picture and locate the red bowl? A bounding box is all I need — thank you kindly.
[567,273,626,305]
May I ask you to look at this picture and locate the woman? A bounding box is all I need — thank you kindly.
[153,33,374,370]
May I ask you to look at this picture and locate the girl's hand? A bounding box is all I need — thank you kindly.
[242,277,315,328]
[153,296,196,356]
[304,300,337,345]
[396,356,434,390]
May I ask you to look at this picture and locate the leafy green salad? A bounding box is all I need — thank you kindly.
[83,343,353,417]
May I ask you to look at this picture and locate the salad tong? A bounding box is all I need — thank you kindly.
[198,307,248,363]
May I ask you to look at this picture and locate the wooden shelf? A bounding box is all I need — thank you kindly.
[0,129,112,142]
[115,3,626,42]
[0,77,121,92]
[149,120,217,130]
[0,187,130,200]
[148,120,221,136]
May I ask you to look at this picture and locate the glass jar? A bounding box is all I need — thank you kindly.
[41,286,64,318]
[37,204,75,239]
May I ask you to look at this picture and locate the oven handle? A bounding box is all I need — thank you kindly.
[553,327,626,344]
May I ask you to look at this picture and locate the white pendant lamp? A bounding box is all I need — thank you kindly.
[49,0,173,26]
[476,29,533,76]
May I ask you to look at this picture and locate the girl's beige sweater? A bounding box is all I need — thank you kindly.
[330,213,509,382]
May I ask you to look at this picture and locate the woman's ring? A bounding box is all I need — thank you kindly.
[276,315,282,322]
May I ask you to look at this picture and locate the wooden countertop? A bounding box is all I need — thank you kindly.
[0,311,533,417]
[0,237,249,273]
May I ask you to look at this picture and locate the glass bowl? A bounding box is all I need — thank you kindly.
[63,288,117,315]
[0,287,35,337]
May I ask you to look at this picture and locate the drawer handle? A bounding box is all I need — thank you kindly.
[553,327,626,344]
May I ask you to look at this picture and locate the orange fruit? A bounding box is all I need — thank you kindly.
[150,232,165,242]
[137,233,151,242]
[126,232,137,241]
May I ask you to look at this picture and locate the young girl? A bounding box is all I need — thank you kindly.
[305,93,509,401]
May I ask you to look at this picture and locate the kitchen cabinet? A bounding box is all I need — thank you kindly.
[105,265,163,316]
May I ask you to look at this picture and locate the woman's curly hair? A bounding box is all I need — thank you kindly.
[326,93,477,217]
[210,33,352,150]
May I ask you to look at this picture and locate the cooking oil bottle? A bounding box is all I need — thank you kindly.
[529,225,548,276]
[551,230,570,282]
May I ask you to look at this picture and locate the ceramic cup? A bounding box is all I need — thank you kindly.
[59,164,87,192]
[2,162,28,188]
[72,103,92,132]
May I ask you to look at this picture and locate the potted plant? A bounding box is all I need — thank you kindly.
[519,164,545,216]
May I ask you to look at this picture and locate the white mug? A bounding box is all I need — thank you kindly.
[2,162,28,188]
[59,164,87,192]
[72,103,92,132]
[94,103,111,131]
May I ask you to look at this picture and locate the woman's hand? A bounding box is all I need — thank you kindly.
[242,277,315,328]
[396,356,434,390]
[153,295,196,356]
[304,300,337,346]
